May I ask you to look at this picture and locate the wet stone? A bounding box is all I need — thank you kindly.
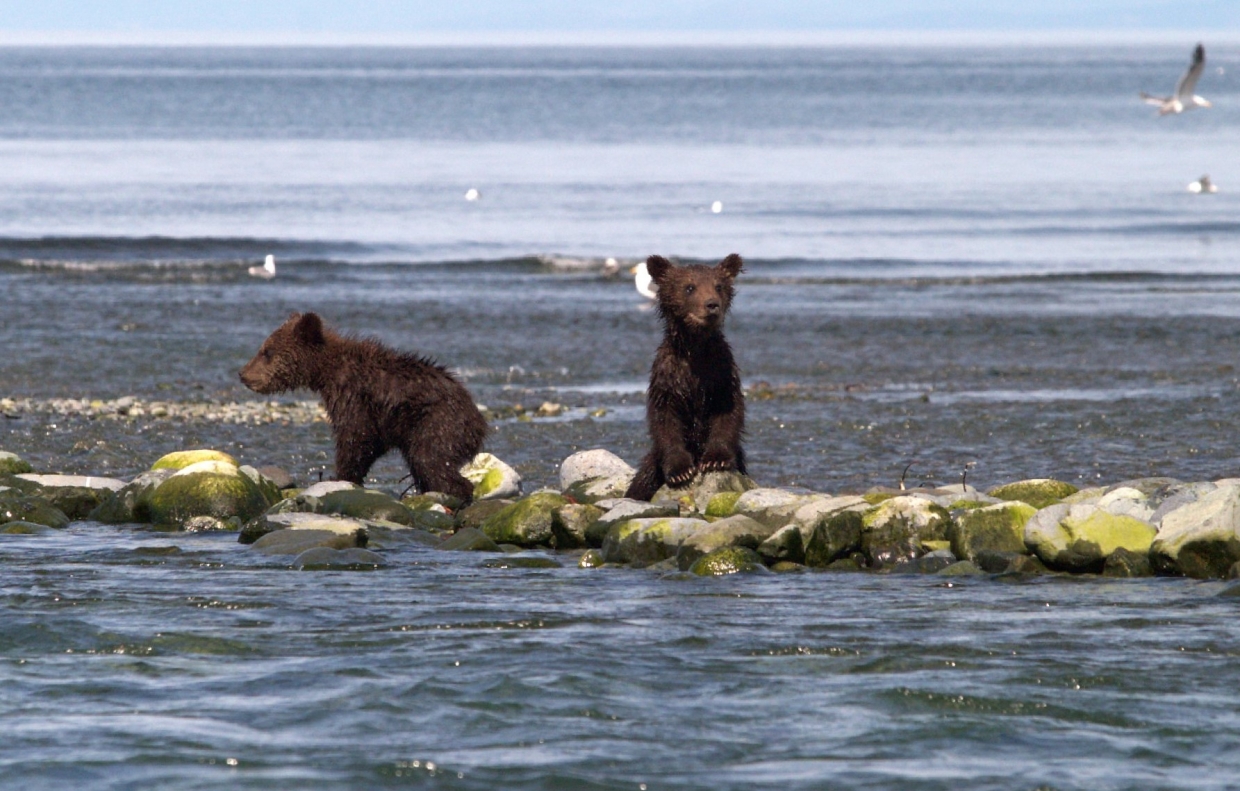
[1102,548,1153,578]
[251,528,364,555]
[578,549,605,568]
[293,547,386,569]
[436,527,501,552]
[481,554,564,569]
[454,499,513,531]
[0,520,55,535]
[688,546,769,576]
[551,503,604,549]
[0,497,70,530]
[0,452,33,475]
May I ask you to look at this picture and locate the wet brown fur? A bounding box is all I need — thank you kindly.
[239,312,487,500]
[625,254,746,501]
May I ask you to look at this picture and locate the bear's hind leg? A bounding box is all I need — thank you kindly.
[624,452,663,501]
[404,447,476,503]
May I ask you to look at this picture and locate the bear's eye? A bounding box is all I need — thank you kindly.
[262,349,273,361]
[684,284,695,295]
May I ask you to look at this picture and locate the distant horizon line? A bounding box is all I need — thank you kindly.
[0,29,1237,48]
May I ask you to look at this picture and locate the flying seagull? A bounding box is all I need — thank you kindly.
[248,254,276,279]
[1141,43,1212,115]
[1188,174,1218,194]
[632,261,657,300]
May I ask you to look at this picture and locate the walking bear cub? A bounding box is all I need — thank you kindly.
[239,312,486,501]
[625,253,746,501]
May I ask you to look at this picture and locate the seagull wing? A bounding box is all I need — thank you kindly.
[1175,43,1205,99]
[1139,91,1170,106]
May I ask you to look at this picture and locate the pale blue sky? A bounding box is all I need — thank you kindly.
[0,0,1236,35]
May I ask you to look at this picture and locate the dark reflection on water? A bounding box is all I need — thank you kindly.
[0,527,1237,790]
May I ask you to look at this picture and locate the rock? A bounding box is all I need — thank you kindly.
[948,501,1036,562]
[987,479,1079,509]
[182,515,239,532]
[240,511,371,544]
[146,460,274,529]
[563,474,634,504]
[315,489,418,526]
[676,514,779,570]
[481,555,564,569]
[1229,561,1240,581]
[559,449,635,490]
[293,547,386,569]
[601,517,709,564]
[1108,477,1183,498]
[151,449,239,471]
[974,550,1028,574]
[454,499,512,530]
[551,503,604,549]
[824,555,865,572]
[585,499,678,547]
[1062,487,1105,505]
[251,527,363,555]
[579,549,605,568]
[1150,482,1217,524]
[16,474,125,492]
[1096,487,1154,522]
[437,526,501,552]
[256,466,297,490]
[859,496,951,567]
[688,546,768,576]
[651,471,755,513]
[88,469,176,524]
[893,552,957,574]
[770,561,806,573]
[733,488,806,528]
[0,520,54,535]
[1025,503,1157,572]
[299,480,359,498]
[705,491,743,518]
[757,524,805,564]
[937,560,984,577]
[1150,485,1240,578]
[15,475,126,521]
[804,509,865,567]
[461,453,522,500]
[401,492,458,512]
[1103,548,1153,578]
[0,451,33,475]
[0,496,70,529]
[479,492,568,547]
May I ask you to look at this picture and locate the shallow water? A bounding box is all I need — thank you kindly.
[4,42,1240,789]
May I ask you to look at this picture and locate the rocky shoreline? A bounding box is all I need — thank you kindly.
[2,446,1238,580]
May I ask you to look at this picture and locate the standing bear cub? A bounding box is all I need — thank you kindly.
[625,253,746,501]
[240,312,487,501]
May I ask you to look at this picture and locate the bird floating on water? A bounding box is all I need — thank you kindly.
[248,254,276,279]
[1141,43,1212,115]
[464,188,480,201]
[711,201,723,214]
[632,261,657,300]
[1188,174,1218,194]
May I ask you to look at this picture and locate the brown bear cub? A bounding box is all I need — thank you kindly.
[625,253,746,501]
[239,312,486,501]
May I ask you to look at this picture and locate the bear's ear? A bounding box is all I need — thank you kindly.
[294,312,325,346]
[646,255,673,285]
[717,253,743,281]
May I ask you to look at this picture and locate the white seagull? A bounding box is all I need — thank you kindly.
[248,254,276,279]
[1141,43,1212,115]
[632,261,657,300]
[1188,174,1218,194]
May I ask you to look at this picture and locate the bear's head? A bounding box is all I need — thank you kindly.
[239,312,327,394]
[647,253,743,333]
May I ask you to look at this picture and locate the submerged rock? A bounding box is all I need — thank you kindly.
[579,549,605,568]
[481,554,564,569]
[948,501,1036,562]
[0,520,55,535]
[688,546,768,576]
[0,496,70,529]
[937,560,984,577]
[437,527,501,552]
[1025,503,1156,572]
[0,452,33,476]
[479,492,569,547]
[987,479,1079,510]
[292,547,385,569]
[1150,484,1240,578]
[461,453,522,500]
[250,527,364,555]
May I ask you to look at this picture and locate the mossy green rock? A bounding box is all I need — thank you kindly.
[563,475,633,504]
[0,452,33,475]
[579,549,605,568]
[585,500,678,547]
[1102,547,1153,578]
[1150,484,1240,578]
[601,517,709,564]
[705,490,743,518]
[688,546,768,576]
[757,524,805,564]
[988,479,1079,510]
[454,498,513,530]
[88,469,176,524]
[251,528,362,555]
[437,527,501,552]
[146,462,271,529]
[551,503,604,549]
[0,520,55,535]
[677,514,779,570]
[1025,503,1157,572]
[804,509,864,567]
[0,497,70,529]
[948,501,1036,562]
[314,489,417,526]
[151,449,239,471]
[937,560,984,577]
[860,496,951,567]
[27,485,110,521]
[651,471,755,512]
[462,453,522,500]
[401,492,463,512]
[480,492,569,547]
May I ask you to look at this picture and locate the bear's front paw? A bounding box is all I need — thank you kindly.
[663,452,697,488]
[698,447,737,473]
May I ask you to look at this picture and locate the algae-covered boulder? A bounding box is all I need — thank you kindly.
[0,497,70,529]
[251,526,364,555]
[454,499,512,530]
[859,496,951,567]
[88,469,176,524]
[151,449,239,471]
[1150,484,1240,578]
[705,490,743,518]
[551,503,604,549]
[988,479,1079,510]
[676,514,778,570]
[601,517,709,564]
[239,511,371,544]
[316,489,418,526]
[733,488,807,529]
[948,501,1036,562]
[804,509,865,567]
[585,499,678,547]
[461,453,522,500]
[479,492,569,547]
[0,520,55,535]
[146,460,273,529]
[0,452,33,476]
[1103,548,1153,578]
[437,526,501,552]
[16,474,126,521]
[1024,503,1156,572]
[559,449,635,502]
[651,471,755,512]
[758,524,805,564]
[579,549,605,568]
[1096,487,1154,523]
[688,546,768,576]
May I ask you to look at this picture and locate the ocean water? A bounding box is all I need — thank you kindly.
[3,42,1240,789]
